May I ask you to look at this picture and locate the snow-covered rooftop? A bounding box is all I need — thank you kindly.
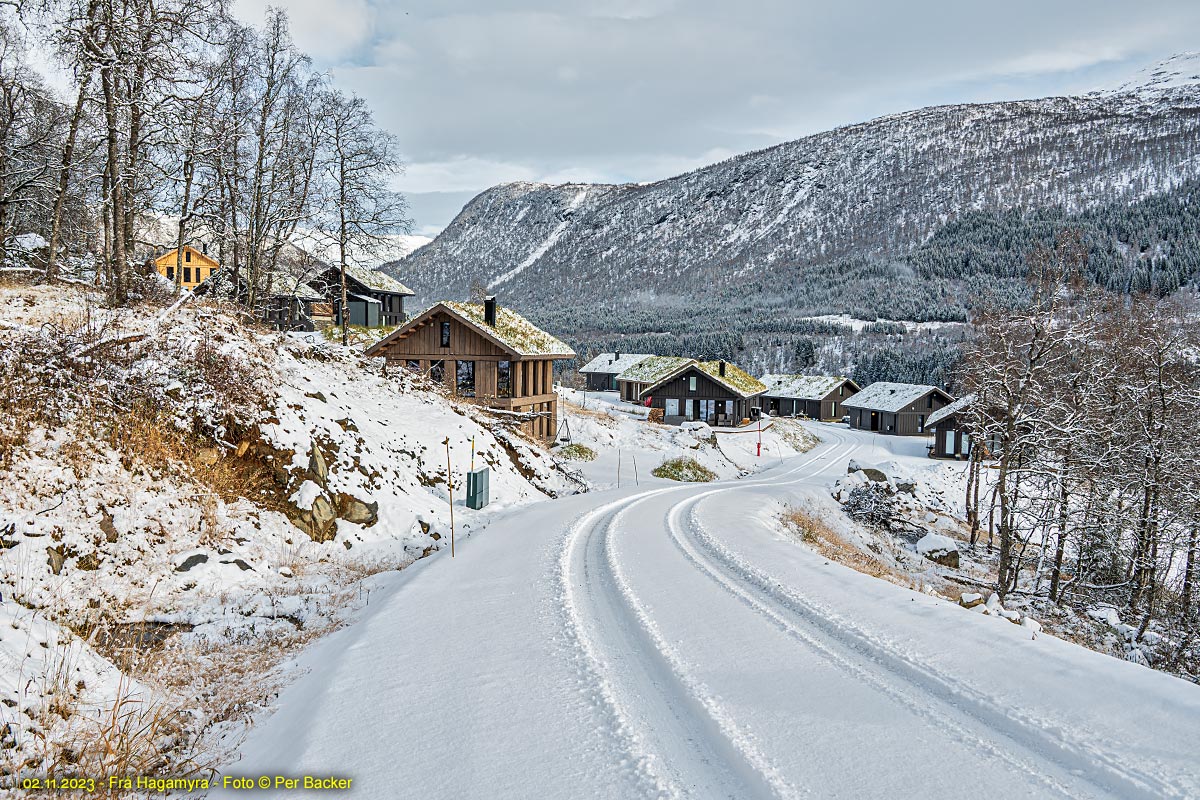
[926,393,974,428]
[343,262,413,295]
[843,382,949,413]
[616,355,694,385]
[441,301,574,358]
[759,374,854,400]
[578,352,655,375]
[696,361,766,398]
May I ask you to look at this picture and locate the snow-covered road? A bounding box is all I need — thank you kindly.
[224,426,1200,799]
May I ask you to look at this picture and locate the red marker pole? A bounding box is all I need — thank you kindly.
[757,414,762,457]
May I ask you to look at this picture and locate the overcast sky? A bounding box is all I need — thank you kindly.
[233,0,1200,235]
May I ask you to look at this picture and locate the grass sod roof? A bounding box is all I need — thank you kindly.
[926,393,975,428]
[342,262,414,295]
[578,352,656,374]
[843,382,952,413]
[759,374,854,401]
[440,301,575,357]
[616,355,695,385]
[696,360,767,398]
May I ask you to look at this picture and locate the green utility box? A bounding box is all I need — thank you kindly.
[466,467,490,510]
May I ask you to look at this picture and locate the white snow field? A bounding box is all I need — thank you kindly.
[223,424,1200,799]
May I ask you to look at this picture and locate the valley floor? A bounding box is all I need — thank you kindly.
[220,425,1200,799]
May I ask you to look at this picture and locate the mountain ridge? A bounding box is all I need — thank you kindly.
[387,55,1200,327]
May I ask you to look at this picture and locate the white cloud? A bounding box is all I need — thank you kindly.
[232,0,376,62]
[399,157,540,194]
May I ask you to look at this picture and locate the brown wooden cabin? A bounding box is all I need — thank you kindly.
[642,360,766,426]
[312,264,414,328]
[759,374,861,421]
[844,382,953,435]
[579,352,654,392]
[364,297,575,440]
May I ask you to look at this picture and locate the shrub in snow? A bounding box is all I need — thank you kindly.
[651,457,717,482]
[844,483,895,529]
[555,443,597,461]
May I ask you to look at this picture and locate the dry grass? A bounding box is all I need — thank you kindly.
[100,403,285,512]
[783,508,907,582]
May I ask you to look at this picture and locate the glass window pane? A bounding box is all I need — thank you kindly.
[497,360,512,397]
[441,321,451,347]
[666,398,679,416]
[456,360,475,397]
[429,360,445,384]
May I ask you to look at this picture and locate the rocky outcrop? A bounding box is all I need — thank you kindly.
[336,493,379,527]
[916,533,960,568]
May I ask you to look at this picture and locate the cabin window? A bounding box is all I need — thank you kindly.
[183,267,192,283]
[441,321,451,347]
[497,360,513,398]
[918,414,926,433]
[698,399,715,422]
[405,360,420,372]
[456,360,475,397]
[926,395,934,409]
[429,360,445,384]
[831,401,837,417]
[689,376,697,392]
[665,398,680,417]
[166,266,175,280]
[185,250,192,263]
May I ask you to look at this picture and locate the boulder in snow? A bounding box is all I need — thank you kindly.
[337,492,379,527]
[847,459,888,482]
[959,592,985,609]
[916,532,959,568]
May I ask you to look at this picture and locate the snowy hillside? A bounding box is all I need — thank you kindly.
[0,282,571,776]
[387,55,1200,319]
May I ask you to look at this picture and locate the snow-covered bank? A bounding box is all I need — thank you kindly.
[222,425,1200,799]
[556,388,818,487]
[0,282,571,777]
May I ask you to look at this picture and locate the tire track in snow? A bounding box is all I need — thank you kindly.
[664,467,1188,800]
[555,437,856,798]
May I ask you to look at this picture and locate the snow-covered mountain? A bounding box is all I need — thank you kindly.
[386,55,1200,316]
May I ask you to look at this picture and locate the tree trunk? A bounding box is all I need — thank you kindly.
[101,63,128,304]
[46,73,92,284]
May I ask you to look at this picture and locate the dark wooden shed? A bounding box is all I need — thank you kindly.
[578,352,655,392]
[314,264,414,328]
[844,382,953,436]
[759,374,861,421]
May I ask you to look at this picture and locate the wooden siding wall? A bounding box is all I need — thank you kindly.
[586,372,617,391]
[378,311,560,439]
[646,368,761,424]
[847,390,949,435]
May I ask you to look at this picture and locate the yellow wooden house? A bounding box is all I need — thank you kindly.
[153,246,220,290]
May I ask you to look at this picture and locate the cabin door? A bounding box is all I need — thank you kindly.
[870,412,880,431]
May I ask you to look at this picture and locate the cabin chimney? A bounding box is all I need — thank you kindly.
[719,360,727,377]
[484,295,497,326]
